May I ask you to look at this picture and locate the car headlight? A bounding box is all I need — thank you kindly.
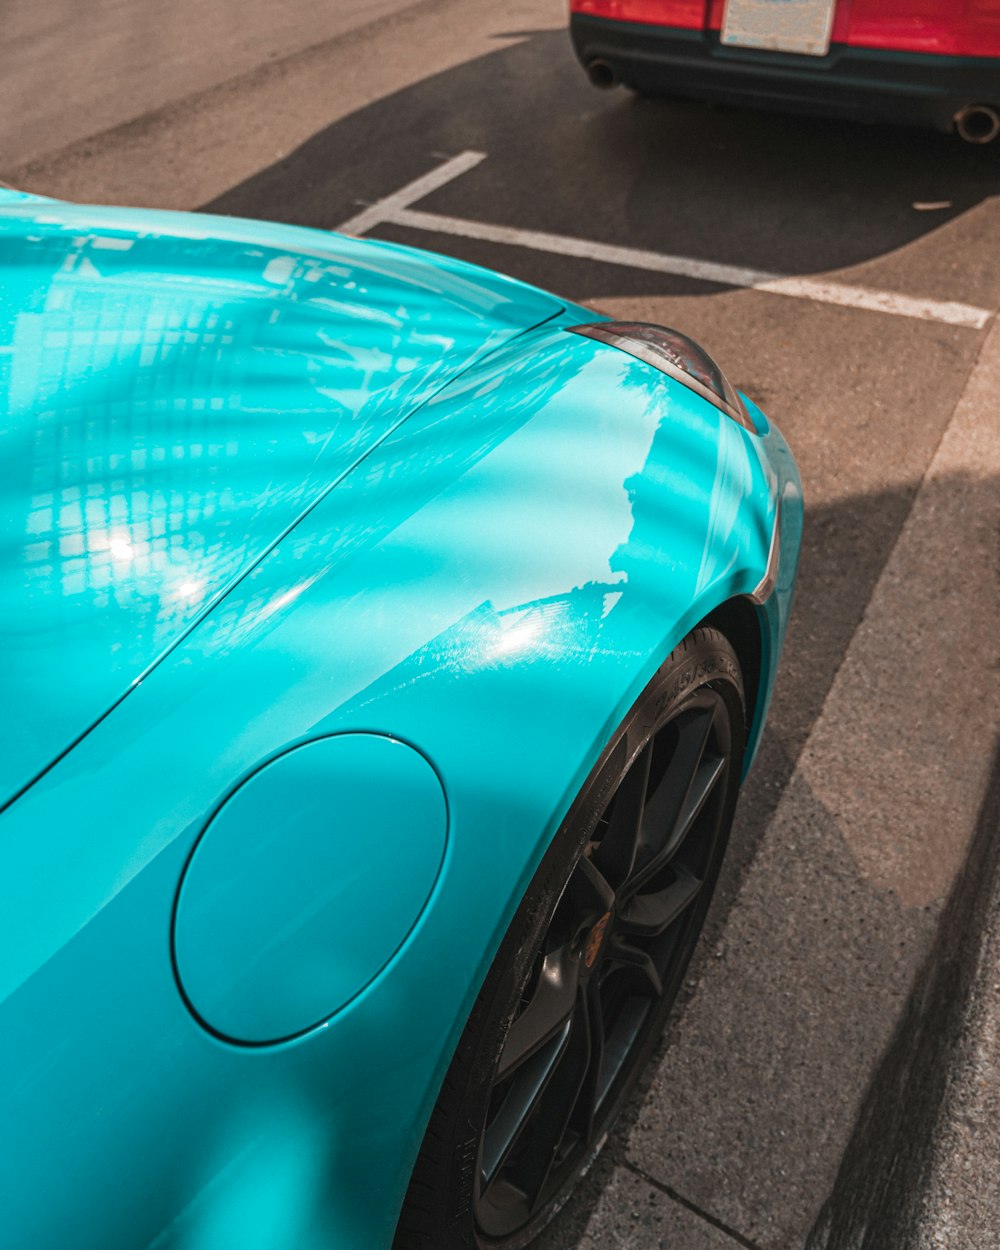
[570,321,755,432]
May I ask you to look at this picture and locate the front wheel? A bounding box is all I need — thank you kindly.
[394,627,746,1250]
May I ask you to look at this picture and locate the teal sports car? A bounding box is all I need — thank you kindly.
[0,185,801,1250]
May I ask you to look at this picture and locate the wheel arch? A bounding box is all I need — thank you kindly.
[698,595,763,752]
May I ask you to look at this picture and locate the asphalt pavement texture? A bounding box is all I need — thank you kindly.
[4,1,999,1246]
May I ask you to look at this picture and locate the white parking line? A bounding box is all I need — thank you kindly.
[338,151,993,331]
[336,150,487,236]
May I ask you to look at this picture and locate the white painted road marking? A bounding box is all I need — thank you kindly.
[338,151,994,331]
[336,150,487,236]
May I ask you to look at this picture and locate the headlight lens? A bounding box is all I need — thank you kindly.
[570,321,754,432]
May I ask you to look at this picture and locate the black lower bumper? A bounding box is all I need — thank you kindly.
[570,15,1000,132]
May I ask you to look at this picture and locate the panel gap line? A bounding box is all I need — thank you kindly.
[624,1161,767,1250]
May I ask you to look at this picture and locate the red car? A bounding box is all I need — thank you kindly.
[570,0,1000,142]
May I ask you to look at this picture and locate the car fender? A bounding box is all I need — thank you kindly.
[0,323,800,1250]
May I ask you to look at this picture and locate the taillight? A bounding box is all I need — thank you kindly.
[570,1,709,31]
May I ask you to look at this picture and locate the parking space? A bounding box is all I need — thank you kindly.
[4,1,999,1246]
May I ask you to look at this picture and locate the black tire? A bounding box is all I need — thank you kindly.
[393,627,746,1250]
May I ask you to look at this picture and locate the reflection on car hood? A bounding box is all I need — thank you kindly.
[0,201,562,807]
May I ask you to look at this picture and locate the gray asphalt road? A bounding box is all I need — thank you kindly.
[4,2,999,1247]
[0,0,420,167]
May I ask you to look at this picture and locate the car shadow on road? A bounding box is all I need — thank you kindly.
[807,731,1000,1250]
[202,27,1000,298]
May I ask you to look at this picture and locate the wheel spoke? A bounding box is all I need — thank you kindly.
[481,1017,572,1187]
[639,705,715,849]
[619,863,703,938]
[606,937,664,998]
[593,739,652,887]
[626,749,727,899]
[496,943,580,1083]
[567,854,616,930]
[573,976,608,1145]
[595,994,653,1110]
[512,987,594,1210]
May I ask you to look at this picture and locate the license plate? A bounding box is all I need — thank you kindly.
[721,0,836,57]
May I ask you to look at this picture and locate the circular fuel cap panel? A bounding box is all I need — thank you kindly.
[173,734,447,1044]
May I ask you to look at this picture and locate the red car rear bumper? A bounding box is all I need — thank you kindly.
[570,14,1000,132]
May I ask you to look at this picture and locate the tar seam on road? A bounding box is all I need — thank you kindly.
[624,1161,767,1250]
[339,151,995,330]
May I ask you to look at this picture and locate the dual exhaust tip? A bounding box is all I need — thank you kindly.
[954,104,1000,144]
[586,61,1000,147]
[586,59,619,90]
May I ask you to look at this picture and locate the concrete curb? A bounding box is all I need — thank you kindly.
[802,319,1000,1250]
[806,738,1000,1249]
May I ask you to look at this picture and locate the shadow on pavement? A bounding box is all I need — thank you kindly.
[807,732,1000,1250]
[203,28,1000,294]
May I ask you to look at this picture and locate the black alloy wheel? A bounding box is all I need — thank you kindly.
[394,627,746,1250]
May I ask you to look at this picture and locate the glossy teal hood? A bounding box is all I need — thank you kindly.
[0,201,562,808]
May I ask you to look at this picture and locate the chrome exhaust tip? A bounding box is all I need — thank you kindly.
[955,104,1000,144]
[586,59,619,89]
